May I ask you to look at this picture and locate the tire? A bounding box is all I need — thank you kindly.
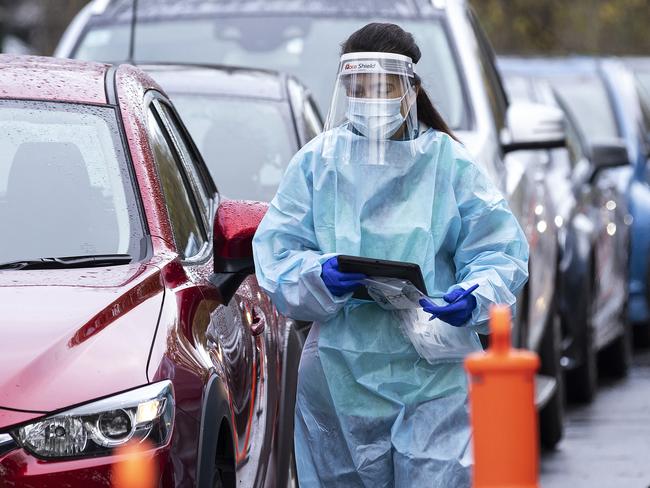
[287,449,299,488]
[276,322,302,488]
[565,274,598,404]
[599,301,632,378]
[539,309,564,449]
[212,424,236,488]
[213,471,224,488]
[634,322,650,349]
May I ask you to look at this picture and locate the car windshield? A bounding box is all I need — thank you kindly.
[547,74,620,141]
[170,94,296,202]
[74,16,468,130]
[0,101,143,264]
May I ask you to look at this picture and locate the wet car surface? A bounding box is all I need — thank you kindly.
[0,54,300,488]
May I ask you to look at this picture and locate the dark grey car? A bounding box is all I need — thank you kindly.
[499,59,634,403]
[143,64,322,202]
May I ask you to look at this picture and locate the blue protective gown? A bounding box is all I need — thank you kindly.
[252,128,529,487]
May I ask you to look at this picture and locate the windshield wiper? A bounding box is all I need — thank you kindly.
[0,254,133,270]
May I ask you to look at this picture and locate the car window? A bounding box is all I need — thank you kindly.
[563,116,585,169]
[634,73,650,140]
[154,100,212,222]
[74,16,469,130]
[0,100,143,263]
[303,96,323,142]
[548,74,620,141]
[503,75,533,103]
[146,106,207,259]
[636,72,650,104]
[467,9,508,132]
[170,93,296,202]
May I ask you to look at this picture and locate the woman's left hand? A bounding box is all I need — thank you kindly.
[419,286,478,327]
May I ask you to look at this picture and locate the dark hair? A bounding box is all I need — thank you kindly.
[341,22,458,141]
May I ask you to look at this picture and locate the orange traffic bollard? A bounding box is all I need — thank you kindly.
[112,441,157,488]
[465,305,540,488]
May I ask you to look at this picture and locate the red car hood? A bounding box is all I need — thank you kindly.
[0,263,164,422]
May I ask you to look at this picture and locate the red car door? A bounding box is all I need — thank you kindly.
[151,96,281,486]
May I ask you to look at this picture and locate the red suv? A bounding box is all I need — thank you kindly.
[0,55,301,487]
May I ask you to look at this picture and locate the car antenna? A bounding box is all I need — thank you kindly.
[127,0,138,63]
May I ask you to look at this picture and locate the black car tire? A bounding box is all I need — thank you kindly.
[213,471,224,488]
[539,308,565,449]
[276,321,303,488]
[566,275,598,404]
[634,323,650,348]
[287,449,299,488]
[212,425,236,488]
[599,302,632,378]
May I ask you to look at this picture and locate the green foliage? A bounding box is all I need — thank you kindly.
[470,0,650,55]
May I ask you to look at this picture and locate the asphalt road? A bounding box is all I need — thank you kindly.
[540,344,650,488]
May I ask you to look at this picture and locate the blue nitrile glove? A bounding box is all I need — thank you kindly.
[418,284,479,327]
[321,256,367,297]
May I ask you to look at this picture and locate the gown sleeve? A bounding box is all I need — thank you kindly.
[448,141,530,333]
[252,149,348,323]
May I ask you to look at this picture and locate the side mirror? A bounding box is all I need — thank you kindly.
[210,200,268,304]
[502,102,566,154]
[588,138,630,183]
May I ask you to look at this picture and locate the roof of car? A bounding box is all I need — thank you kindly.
[87,0,445,23]
[623,57,650,72]
[0,54,109,104]
[141,63,287,101]
[498,56,601,78]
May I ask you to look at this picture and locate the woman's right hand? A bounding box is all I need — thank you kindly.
[321,256,367,296]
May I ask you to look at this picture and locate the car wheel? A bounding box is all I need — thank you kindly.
[213,454,235,488]
[212,424,236,488]
[287,449,299,488]
[566,274,598,404]
[277,322,302,488]
[539,309,564,449]
[600,300,632,378]
[213,471,224,488]
[634,322,650,348]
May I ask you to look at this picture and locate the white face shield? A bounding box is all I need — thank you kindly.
[321,52,419,166]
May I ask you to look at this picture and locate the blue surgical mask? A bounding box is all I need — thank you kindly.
[346,90,411,139]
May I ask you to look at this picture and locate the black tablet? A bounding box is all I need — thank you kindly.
[337,255,428,300]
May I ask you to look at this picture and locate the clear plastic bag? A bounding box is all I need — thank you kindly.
[363,277,438,310]
[394,308,483,363]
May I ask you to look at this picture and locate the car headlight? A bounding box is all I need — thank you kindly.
[12,381,174,459]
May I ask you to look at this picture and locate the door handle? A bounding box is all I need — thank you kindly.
[250,307,266,337]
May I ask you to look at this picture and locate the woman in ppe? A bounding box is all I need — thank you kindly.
[253,23,529,487]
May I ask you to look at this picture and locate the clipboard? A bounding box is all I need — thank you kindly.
[337,255,428,300]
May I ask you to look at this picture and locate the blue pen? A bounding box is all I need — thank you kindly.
[427,284,479,321]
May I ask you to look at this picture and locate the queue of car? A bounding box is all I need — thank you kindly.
[0,0,648,486]
[498,62,635,402]
[57,0,569,450]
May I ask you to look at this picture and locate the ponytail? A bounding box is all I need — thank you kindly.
[414,75,459,141]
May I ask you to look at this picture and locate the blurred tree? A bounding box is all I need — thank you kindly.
[1,0,90,55]
[470,0,650,55]
[38,0,91,54]
[0,0,9,53]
